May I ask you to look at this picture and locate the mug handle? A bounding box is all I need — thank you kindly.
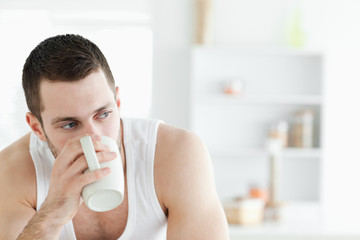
[80,136,101,171]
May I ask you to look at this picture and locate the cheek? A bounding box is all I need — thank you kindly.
[103,112,120,139]
[41,116,69,150]
[51,131,70,147]
[43,126,69,151]
[43,120,79,149]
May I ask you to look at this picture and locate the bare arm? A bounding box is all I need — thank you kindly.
[0,135,114,239]
[156,126,229,240]
[0,162,37,239]
[0,202,37,240]
[0,135,36,239]
[0,134,38,239]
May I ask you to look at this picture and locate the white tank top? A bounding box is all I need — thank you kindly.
[29,118,167,239]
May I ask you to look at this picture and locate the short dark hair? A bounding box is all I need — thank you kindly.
[22,34,115,124]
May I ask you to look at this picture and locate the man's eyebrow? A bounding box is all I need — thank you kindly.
[51,117,78,126]
[92,102,115,114]
[51,102,115,125]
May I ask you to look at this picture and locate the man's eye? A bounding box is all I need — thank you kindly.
[61,122,77,130]
[98,111,111,119]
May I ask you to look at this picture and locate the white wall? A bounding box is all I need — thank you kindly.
[322,0,360,221]
[150,0,328,129]
[151,0,360,218]
[151,0,193,129]
[0,0,153,150]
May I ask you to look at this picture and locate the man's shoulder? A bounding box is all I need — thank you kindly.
[155,123,211,179]
[0,133,33,170]
[155,124,210,209]
[154,124,225,223]
[157,123,204,148]
[156,123,209,162]
[0,133,36,206]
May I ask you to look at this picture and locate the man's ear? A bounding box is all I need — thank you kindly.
[26,112,46,141]
[115,86,121,109]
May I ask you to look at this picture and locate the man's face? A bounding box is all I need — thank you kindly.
[39,69,120,157]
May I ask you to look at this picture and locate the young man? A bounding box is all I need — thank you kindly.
[0,34,229,239]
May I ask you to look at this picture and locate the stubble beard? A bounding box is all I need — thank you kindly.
[46,135,60,159]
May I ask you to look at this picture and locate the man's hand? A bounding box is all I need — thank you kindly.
[18,135,116,239]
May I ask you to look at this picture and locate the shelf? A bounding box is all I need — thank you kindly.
[282,148,322,158]
[191,43,324,202]
[195,94,323,106]
[229,202,360,240]
[193,44,324,57]
[210,147,322,159]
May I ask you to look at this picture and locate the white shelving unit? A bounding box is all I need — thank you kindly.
[210,147,322,159]
[196,94,323,105]
[228,202,360,240]
[189,45,324,202]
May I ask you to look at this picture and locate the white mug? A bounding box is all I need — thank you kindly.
[80,135,124,212]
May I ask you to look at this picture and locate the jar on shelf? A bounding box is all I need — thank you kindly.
[268,121,289,148]
[223,197,265,226]
[223,78,245,96]
[249,183,269,205]
[291,110,314,148]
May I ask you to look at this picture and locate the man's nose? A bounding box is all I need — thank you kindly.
[82,121,101,136]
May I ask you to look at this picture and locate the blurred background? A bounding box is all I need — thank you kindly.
[1,0,360,239]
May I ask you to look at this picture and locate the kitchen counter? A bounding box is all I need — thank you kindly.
[229,202,360,240]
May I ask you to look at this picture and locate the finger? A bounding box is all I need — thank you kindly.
[54,135,111,171]
[69,151,117,176]
[96,151,118,164]
[91,135,112,153]
[75,167,111,192]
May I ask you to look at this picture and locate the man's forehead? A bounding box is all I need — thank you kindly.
[39,69,111,93]
[39,71,115,118]
[50,101,116,125]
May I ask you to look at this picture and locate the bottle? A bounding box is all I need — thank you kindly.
[195,0,214,45]
[268,121,289,148]
[287,2,305,47]
[291,110,314,148]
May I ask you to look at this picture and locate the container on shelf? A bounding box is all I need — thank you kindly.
[223,78,245,96]
[269,121,289,148]
[249,183,269,205]
[195,0,213,45]
[291,110,314,148]
[223,197,265,226]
